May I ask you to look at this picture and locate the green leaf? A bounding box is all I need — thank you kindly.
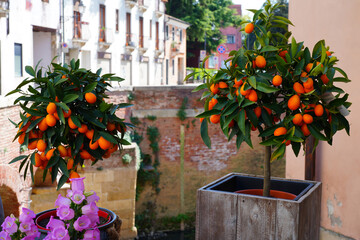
[248,76,257,89]
[192,83,208,92]
[25,66,36,77]
[118,103,133,109]
[26,117,43,133]
[99,131,118,144]
[196,110,221,118]
[274,16,294,26]
[47,82,56,99]
[56,106,66,125]
[257,82,279,93]
[62,94,79,103]
[260,137,278,146]
[236,132,244,149]
[253,9,263,21]
[58,159,69,177]
[294,59,305,76]
[200,120,211,148]
[222,102,239,117]
[291,37,297,58]
[308,124,328,141]
[9,155,28,164]
[84,82,98,93]
[332,77,351,83]
[237,109,246,135]
[109,76,124,82]
[291,142,301,156]
[19,105,43,116]
[260,46,279,53]
[333,67,348,79]
[5,89,21,97]
[100,101,113,112]
[185,72,196,83]
[70,115,82,128]
[57,174,69,190]
[271,144,286,161]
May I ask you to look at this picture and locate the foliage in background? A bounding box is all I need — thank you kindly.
[186,68,217,83]
[177,97,188,121]
[166,0,241,53]
[130,117,161,201]
[7,59,132,189]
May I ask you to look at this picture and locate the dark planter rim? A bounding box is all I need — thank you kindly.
[200,172,319,201]
[35,207,116,233]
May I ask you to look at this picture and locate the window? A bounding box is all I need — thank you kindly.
[156,22,159,50]
[172,27,175,41]
[126,13,131,45]
[172,59,175,75]
[149,20,152,39]
[179,29,183,42]
[99,5,106,42]
[165,25,169,40]
[227,35,235,44]
[115,9,119,32]
[14,43,22,77]
[73,11,81,39]
[139,17,144,48]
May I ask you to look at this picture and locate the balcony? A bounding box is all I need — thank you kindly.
[138,0,148,13]
[155,39,164,56]
[125,33,136,53]
[138,35,149,55]
[98,27,114,49]
[125,0,137,9]
[155,0,164,18]
[72,22,90,48]
[0,0,9,18]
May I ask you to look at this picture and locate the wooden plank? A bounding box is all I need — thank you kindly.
[276,200,299,240]
[196,190,238,240]
[298,182,322,240]
[236,194,277,240]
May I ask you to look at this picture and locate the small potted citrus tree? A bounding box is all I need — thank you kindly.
[192,1,351,239]
[6,59,131,238]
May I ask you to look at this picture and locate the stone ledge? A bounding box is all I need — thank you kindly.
[133,108,203,118]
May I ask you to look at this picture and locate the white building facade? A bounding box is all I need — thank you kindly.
[0,0,168,107]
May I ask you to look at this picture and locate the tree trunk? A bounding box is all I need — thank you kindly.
[263,145,271,197]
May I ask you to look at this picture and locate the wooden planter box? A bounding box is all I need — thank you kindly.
[196,173,321,240]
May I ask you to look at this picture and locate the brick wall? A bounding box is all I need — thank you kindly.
[128,86,285,219]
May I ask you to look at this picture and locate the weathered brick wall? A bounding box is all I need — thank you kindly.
[128,86,284,220]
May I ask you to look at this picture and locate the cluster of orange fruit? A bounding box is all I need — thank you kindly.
[16,97,124,179]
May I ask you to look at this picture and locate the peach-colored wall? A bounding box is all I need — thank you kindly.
[287,0,360,239]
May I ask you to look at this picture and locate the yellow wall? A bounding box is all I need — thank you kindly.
[287,0,360,239]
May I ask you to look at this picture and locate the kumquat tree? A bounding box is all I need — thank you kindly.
[189,1,351,197]
[7,59,132,189]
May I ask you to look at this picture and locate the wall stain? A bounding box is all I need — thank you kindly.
[327,194,343,227]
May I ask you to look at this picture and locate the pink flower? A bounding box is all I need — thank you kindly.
[70,177,85,192]
[19,221,32,233]
[0,231,11,240]
[71,191,85,205]
[73,215,91,231]
[56,205,74,221]
[83,228,100,239]
[86,191,100,203]
[81,202,99,215]
[46,216,65,230]
[51,226,70,240]
[66,189,73,199]
[26,224,40,238]
[54,194,71,208]
[1,216,17,234]
[86,213,100,228]
[19,208,36,222]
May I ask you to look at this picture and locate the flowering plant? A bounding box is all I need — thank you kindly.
[43,177,102,240]
[0,208,40,240]
[7,59,132,189]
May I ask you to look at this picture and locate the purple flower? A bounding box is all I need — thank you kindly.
[86,213,100,228]
[71,191,85,205]
[46,216,65,230]
[82,202,99,215]
[73,215,91,231]
[19,208,36,222]
[70,177,86,192]
[0,231,11,240]
[26,224,40,238]
[22,236,38,240]
[54,194,71,208]
[43,233,53,240]
[83,228,100,239]
[19,221,32,233]
[66,189,73,199]
[1,216,17,234]
[51,226,70,240]
[86,191,100,203]
[56,205,74,221]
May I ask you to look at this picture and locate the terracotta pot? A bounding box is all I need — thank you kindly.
[35,207,116,239]
[235,189,297,200]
